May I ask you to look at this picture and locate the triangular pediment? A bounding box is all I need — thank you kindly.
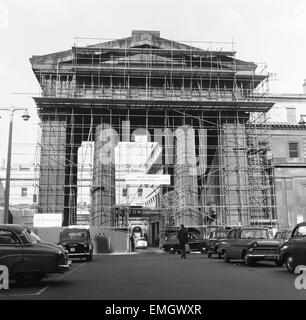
[89,30,202,52]
[30,30,257,72]
[30,30,199,67]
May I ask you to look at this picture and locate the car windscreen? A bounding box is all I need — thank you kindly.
[60,231,86,240]
[28,229,43,242]
[188,234,202,240]
[293,225,306,238]
[138,237,146,241]
[240,229,272,239]
[19,229,38,245]
[283,231,291,239]
[216,231,227,238]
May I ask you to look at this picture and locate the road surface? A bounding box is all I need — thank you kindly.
[1,249,305,300]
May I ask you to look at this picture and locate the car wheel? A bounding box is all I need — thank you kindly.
[242,251,252,266]
[224,251,230,263]
[168,247,176,254]
[275,260,283,267]
[208,252,212,258]
[15,272,42,287]
[199,246,206,254]
[285,254,295,273]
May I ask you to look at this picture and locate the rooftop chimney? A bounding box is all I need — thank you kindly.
[303,79,306,94]
[132,30,160,38]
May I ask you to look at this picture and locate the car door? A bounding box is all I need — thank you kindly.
[208,231,216,250]
[228,229,245,259]
[188,234,198,250]
[225,229,237,257]
[290,225,306,266]
[0,229,23,274]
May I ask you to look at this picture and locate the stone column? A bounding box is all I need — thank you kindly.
[174,125,200,226]
[221,123,249,226]
[92,123,117,226]
[39,120,66,219]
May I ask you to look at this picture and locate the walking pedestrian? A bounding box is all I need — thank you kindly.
[130,234,135,252]
[177,224,188,259]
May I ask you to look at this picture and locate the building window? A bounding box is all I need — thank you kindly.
[288,142,299,158]
[286,108,296,123]
[122,188,127,197]
[33,194,37,203]
[137,188,143,197]
[21,188,27,197]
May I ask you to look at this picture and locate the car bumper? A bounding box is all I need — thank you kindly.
[247,253,280,261]
[58,260,72,273]
[68,252,90,257]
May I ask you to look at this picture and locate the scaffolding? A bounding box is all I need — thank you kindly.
[30,30,276,234]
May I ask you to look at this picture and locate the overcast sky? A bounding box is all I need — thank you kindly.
[0,0,306,165]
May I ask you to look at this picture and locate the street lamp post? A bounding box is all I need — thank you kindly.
[0,106,30,224]
[127,185,130,252]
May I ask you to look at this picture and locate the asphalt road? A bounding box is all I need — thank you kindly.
[1,249,306,300]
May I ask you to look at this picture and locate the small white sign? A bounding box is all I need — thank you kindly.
[125,174,170,186]
[33,214,62,227]
[68,225,90,229]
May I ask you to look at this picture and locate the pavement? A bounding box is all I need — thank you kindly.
[1,248,306,300]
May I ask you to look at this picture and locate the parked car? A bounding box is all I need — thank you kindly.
[162,232,207,254]
[135,237,148,249]
[162,227,200,242]
[222,226,281,266]
[58,228,93,261]
[0,224,71,286]
[278,222,306,273]
[274,229,291,244]
[206,228,230,258]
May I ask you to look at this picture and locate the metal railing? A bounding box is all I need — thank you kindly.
[40,84,266,103]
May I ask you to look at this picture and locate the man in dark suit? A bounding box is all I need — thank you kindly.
[130,234,135,252]
[177,224,188,259]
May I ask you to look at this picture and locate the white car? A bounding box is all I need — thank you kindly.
[135,237,148,249]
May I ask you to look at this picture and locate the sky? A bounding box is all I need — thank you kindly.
[0,0,306,165]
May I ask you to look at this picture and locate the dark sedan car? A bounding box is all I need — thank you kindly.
[162,232,207,254]
[278,222,306,273]
[222,226,281,265]
[58,228,93,261]
[0,224,71,286]
[206,228,230,258]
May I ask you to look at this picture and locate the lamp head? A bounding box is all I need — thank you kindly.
[22,109,30,121]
